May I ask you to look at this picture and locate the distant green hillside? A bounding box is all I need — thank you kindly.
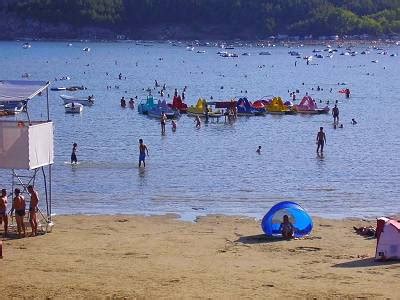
[8,0,400,38]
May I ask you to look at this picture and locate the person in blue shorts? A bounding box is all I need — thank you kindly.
[138,139,149,168]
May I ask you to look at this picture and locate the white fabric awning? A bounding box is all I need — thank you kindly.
[0,80,49,102]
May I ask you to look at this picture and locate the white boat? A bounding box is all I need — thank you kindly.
[22,43,31,49]
[65,102,83,113]
[83,47,91,52]
[60,94,94,106]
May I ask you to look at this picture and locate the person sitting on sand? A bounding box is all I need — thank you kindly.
[353,226,375,237]
[279,215,294,239]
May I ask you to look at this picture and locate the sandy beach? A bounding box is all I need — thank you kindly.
[0,214,399,299]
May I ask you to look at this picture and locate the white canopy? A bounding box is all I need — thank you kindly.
[0,80,49,102]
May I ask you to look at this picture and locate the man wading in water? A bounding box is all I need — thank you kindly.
[316,127,326,154]
[138,139,149,168]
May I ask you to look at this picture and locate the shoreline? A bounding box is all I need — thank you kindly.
[3,38,399,46]
[1,213,398,298]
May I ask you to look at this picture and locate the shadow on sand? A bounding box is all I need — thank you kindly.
[333,258,400,268]
[237,234,290,244]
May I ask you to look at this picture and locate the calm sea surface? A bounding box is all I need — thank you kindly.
[0,41,399,220]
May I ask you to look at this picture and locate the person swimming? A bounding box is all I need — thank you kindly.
[351,118,357,125]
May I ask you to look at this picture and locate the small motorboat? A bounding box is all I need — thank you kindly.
[65,102,83,114]
[22,43,31,49]
[51,87,67,91]
[60,94,94,106]
[83,47,91,52]
[259,51,271,55]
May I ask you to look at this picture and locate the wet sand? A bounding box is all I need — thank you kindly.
[1,214,399,299]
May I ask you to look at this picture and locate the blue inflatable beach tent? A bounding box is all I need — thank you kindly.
[261,201,313,238]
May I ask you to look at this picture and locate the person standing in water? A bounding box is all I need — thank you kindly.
[195,116,201,128]
[71,143,78,164]
[256,146,262,154]
[171,120,177,132]
[332,104,339,125]
[138,139,149,168]
[316,127,326,154]
[160,112,167,135]
[27,185,39,237]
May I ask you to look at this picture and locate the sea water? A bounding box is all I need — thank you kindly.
[0,41,399,220]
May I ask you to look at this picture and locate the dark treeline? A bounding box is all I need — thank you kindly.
[9,0,400,37]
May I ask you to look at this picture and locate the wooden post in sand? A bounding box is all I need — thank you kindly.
[0,240,3,259]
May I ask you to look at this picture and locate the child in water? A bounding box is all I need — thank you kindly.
[279,215,295,239]
[256,146,261,154]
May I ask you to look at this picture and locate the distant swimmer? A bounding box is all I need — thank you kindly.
[129,98,135,108]
[332,104,339,124]
[120,97,126,107]
[138,139,149,168]
[71,143,78,164]
[316,127,326,154]
[351,118,357,125]
[256,146,261,154]
[174,89,178,97]
[345,88,350,98]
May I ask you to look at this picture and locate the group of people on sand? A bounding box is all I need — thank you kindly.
[0,185,40,238]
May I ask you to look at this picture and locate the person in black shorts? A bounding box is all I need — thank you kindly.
[12,188,26,237]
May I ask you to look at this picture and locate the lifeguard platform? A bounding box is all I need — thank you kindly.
[0,80,54,233]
